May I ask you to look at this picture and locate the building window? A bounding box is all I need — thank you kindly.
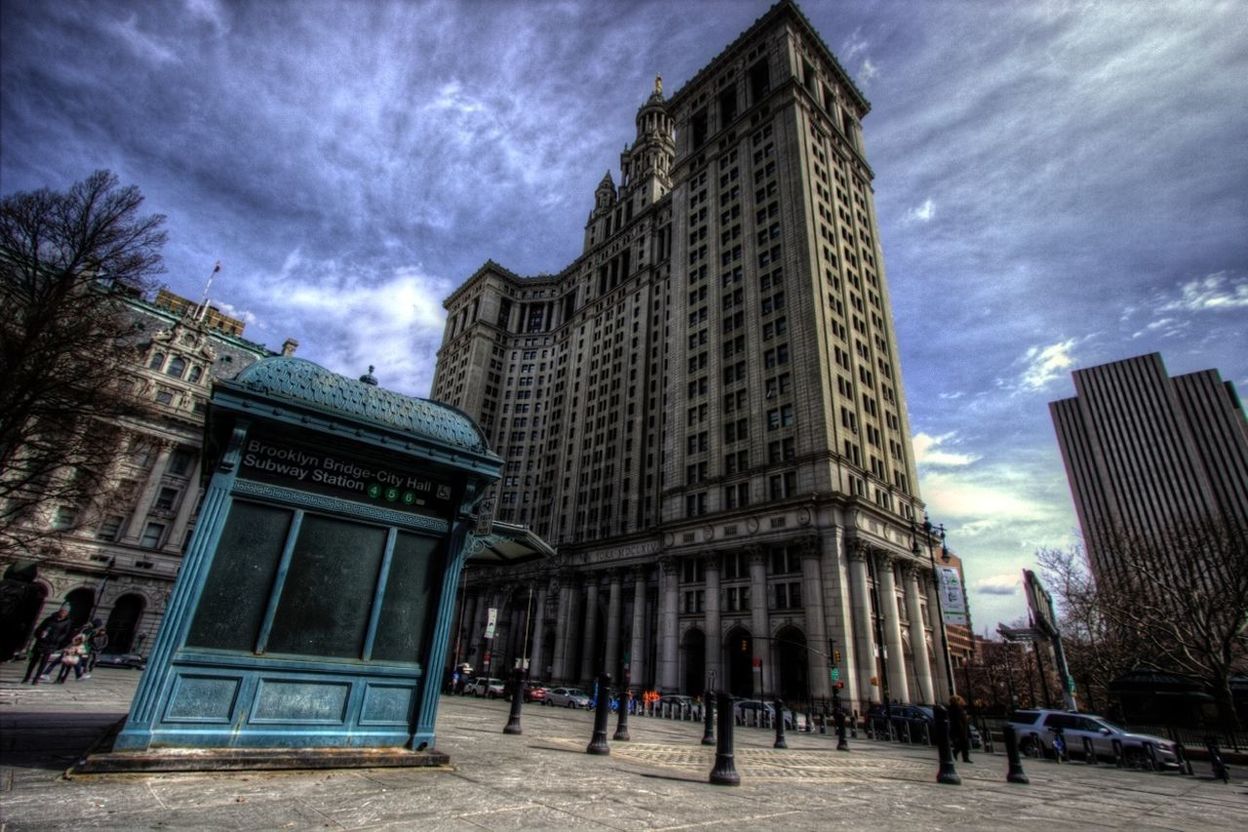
[166,356,187,378]
[148,352,165,371]
[766,404,795,431]
[140,522,166,549]
[51,506,77,531]
[773,581,802,610]
[188,365,203,383]
[169,448,195,476]
[95,515,124,541]
[724,482,750,509]
[725,585,752,611]
[155,389,174,405]
[154,487,180,512]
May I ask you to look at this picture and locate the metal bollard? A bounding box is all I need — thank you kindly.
[1082,736,1096,764]
[1144,742,1158,772]
[1112,738,1125,767]
[1003,724,1030,784]
[613,690,630,742]
[586,673,611,755]
[701,694,716,745]
[933,705,961,785]
[850,710,858,739]
[709,691,741,786]
[805,709,813,733]
[774,699,788,749]
[503,670,525,735]
[1174,741,1193,775]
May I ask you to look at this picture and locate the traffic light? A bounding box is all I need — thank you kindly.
[834,681,844,690]
[833,649,841,664]
[740,639,749,652]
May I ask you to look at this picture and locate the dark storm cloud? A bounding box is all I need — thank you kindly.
[3,0,1245,630]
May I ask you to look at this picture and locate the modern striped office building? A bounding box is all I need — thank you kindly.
[1050,352,1248,586]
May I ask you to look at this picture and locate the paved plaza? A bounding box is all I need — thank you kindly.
[1,664,1245,831]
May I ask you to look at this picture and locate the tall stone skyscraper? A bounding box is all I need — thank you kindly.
[1050,352,1248,586]
[432,1,947,710]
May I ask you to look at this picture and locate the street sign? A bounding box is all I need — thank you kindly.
[829,667,841,682]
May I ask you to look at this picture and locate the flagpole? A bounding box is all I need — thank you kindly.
[196,261,222,320]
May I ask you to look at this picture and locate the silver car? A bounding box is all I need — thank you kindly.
[545,687,591,708]
[1008,709,1179,766]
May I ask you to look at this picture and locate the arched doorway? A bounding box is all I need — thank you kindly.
[106,593,145,653]
[0,566,46,660]
[775,626,809,704]
[682,628,706,696]
[63,587,94,631]
[725,626,753,697]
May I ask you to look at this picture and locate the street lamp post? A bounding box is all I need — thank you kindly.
[913,514,956,703]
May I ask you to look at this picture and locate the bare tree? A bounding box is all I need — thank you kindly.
[0,171,166,558]
[1040,518,1248,730]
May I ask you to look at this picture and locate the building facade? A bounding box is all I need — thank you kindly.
[1050,352,1248,587]
[2,288,294,657]
[432,1,950,711]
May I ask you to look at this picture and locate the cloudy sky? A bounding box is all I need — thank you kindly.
[3,0,1245,633]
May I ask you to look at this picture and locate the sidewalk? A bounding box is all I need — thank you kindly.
[2,662,1246,831]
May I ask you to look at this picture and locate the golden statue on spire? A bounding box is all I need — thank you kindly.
[655,75,663,95]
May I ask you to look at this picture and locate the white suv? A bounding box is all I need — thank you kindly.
[1008,709,1179,766]
[467,677,505,698]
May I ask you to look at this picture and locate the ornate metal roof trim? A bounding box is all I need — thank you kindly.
[230,356,492,454]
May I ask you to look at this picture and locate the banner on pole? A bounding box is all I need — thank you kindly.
[484,607,498,639]
[937,565,968,626]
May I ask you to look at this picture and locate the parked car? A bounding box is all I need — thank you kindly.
[545,687,592,708]
[656,694,696,711]
[93,652,147,670]
[733,699,807,730]
[866,704,980,746]
[523,682,548,703]
[1008,709,1179,766]
[466,677,505,698]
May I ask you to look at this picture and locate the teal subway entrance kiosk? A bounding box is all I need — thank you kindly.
[111,357,501,764]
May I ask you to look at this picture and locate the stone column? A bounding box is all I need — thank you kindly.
[702,553,722,693]
[799,538,831,701]
[552,574,574,683]
[526,581,549,677]
[162,454,203,553]
[926,573,951,703]
[121,440,173,544]
[904,565,935,704]
[848,546,876,706]
[658,558,680,692]
[876,555,910,704]
[628,567,647,690]
[748,548,771,698]
[604,570,623,679]
[579,575,601,682]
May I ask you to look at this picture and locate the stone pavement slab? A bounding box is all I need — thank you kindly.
[2,662,1246,831]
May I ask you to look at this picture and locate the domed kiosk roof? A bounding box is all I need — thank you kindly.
[229,356,492,456]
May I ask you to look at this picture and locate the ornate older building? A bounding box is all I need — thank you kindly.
[2,288,295,658]
[431,1,950,710]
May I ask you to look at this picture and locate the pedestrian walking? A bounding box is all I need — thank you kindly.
[52,634,88,683]
[948,694,972,763]
[24,607,73,684]
[86,622,108,673]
